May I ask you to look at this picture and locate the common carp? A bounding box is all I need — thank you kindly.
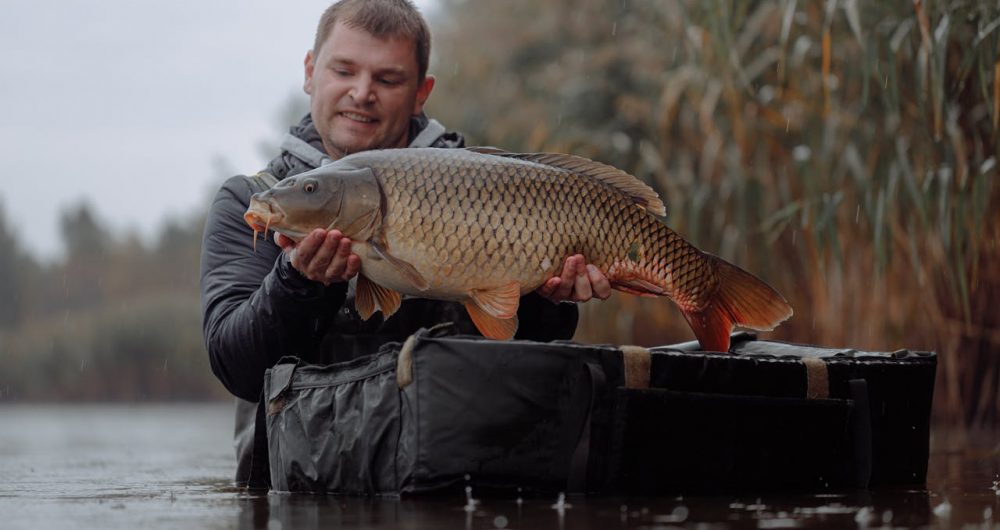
[244,147,792,351]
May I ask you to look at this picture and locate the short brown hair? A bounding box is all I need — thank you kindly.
[314,0,431,81]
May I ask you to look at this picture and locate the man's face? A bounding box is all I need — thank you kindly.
[304,21,435,159]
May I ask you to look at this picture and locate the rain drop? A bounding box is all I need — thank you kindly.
[854,506,875,525]
[464,485,480,512]
[551,492,571,511]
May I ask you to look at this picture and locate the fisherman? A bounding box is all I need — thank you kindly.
[200,0,611,488]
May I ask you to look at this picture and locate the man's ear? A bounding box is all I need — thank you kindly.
[303,50,316,96]
[412,75,435,115]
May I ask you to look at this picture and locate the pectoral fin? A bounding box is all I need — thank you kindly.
[611,277,666,297]
[464,302,519,340]
[355,274,402,320]
[369,240,430,291]
[469,281,521,319]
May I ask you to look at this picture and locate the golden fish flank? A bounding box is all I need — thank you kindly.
[244,147,793,351]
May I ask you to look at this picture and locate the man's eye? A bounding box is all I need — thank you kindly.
[333,69,351,76]
[378,78,400,86]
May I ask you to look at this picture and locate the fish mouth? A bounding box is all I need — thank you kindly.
[245,198,307,249]
[244,197,284,232]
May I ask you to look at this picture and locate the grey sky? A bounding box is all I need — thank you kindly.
[0,0,433,260]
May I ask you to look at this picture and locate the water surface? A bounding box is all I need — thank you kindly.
[0,404,996,529]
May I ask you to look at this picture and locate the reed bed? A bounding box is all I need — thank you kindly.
[431,0,999,427]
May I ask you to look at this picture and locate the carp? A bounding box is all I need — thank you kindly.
[244,147,792,351]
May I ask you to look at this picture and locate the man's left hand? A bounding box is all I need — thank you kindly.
[536,254,612,303]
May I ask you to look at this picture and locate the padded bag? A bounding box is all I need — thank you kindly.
[260,327,935,495]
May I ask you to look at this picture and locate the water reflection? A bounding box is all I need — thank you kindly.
[226,487,939,530]
[0,405,996,530]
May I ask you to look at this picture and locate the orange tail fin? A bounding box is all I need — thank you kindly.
[680,254,793,352]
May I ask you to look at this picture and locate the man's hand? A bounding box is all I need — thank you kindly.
[535,254,612,303]
[275,229,361,285]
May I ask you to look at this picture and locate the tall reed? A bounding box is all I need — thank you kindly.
[431,0,999,427]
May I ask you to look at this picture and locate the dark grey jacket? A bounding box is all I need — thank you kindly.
[200,114,579,485]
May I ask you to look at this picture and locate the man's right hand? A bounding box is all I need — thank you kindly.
[275,229,361,285]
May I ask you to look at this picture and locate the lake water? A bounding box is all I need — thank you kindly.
[0,403,997,529]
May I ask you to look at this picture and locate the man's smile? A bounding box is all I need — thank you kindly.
[340,111,377,123]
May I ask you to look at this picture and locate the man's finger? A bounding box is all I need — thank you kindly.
[587,264,612,300]
[293,229,326,267]
[536,277,560,299]
[335,235,352,256]
[553,256,580,300]
[573,258,592,302]
[309,231,343,275]
[341,254,362,281]
[322,238,354,281]
[275,232,294,250]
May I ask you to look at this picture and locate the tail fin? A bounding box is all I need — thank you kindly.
[680,254,793,352]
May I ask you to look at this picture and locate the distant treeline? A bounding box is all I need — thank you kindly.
[1,1,998,428]
[0,203,228,401]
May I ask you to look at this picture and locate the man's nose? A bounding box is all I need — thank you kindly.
[349,77,376,103]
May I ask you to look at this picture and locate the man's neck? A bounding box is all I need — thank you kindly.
[320,136,410,162]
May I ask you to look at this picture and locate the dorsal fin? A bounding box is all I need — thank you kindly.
[466,146,666,217]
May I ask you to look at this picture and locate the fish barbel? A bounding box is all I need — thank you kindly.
[244,147,792,350]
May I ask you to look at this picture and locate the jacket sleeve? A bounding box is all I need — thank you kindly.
[200,176,348,401]
[514,292,579,341]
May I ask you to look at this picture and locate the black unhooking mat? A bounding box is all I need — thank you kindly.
[251,326,936,495]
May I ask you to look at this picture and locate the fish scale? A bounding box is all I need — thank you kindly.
[371,149,704,304]
[244,147,792,350]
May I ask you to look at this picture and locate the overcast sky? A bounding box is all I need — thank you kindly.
[0,0,434,261]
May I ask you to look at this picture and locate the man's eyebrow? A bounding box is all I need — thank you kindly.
[375,66,408,78]
[328,57,356,68]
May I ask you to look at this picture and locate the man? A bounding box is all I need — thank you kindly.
[200,0,610,487]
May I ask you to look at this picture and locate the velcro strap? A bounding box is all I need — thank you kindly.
[802,357,829,399]
[620,345,651,389]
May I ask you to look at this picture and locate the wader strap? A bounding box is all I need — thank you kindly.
[567,362,605,494]
[620,345,651,389]
[802,357,829,399]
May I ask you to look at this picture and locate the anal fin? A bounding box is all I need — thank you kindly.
[464,302,519,340]
[469,281,521,319]
[355,274,403,320]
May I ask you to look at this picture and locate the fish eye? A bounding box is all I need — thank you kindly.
[303,180,317,194]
